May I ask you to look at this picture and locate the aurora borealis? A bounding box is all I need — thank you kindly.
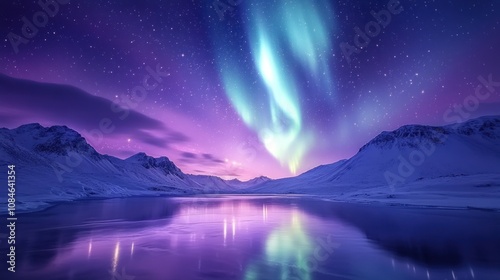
[211,0,336,173]
[1,0,499,179]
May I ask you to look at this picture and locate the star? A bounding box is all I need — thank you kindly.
[0,0,498,180]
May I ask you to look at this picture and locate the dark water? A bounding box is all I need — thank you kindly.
[1,196,500,280]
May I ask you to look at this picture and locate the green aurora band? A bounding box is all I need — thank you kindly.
[212,0,336,173]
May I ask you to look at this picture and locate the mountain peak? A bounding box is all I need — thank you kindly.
[126,152,183,177]
[127,152,149,160]
[360,115,500,151]
[360,125,449,151]
[16,123,44,131]
[250,176,271,182]
[451,115,500,138]
[4,123,98,157]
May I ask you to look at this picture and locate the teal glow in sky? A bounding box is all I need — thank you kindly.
[2,0,499,179]
[214,0,337,173]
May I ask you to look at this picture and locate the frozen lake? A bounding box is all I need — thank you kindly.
[3,195,500,280]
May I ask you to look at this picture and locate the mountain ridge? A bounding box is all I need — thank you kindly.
[1,115,499,211]
[247,115,500,209]
[0,123,266,212]
[360,115,500,152]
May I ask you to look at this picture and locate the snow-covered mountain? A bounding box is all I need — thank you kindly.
[187,174,236,192]
[179,175,271,193]
[227,176,272,188]
[2,116,499,211]
[248,116,500,209]
[125,152,185,178]
[0,123,266,211]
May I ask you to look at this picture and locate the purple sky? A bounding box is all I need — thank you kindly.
[1,0,499,179]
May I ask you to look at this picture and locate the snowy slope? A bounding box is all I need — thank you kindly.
[248,116,500,209]
[226,176,272,189]
[2,116,499,212]
[187,174,236,192]
[0,124,245,212]
[182,175,271,193]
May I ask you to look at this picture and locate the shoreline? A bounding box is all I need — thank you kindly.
[2,191,500,216]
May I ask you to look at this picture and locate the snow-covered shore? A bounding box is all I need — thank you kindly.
[1,116,499,213]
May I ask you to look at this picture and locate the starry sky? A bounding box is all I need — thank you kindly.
[0,0,499,180]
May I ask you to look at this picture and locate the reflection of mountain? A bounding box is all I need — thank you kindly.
[13,197,298,280]
[13,197,182,270]
[292,199,500,267]
[5,196,500,280]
